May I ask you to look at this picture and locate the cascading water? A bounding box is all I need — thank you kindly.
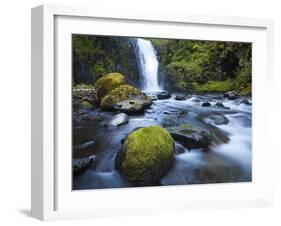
[136,38,161,91]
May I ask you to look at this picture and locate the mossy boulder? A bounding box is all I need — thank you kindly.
[100,85,152,113]
[94,73,125,102]
[116,126,174,185]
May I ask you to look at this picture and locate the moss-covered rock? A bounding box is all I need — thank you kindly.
[116,126,174,185]
[94,73,125,102]
[100,85,152,113]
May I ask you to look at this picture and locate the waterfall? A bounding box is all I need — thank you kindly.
[136,38,161,91]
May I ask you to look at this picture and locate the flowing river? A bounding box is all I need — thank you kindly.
[72,38,252,189]
[73,94,252,189]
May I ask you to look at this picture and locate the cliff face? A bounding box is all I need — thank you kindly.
[72,35,141,88]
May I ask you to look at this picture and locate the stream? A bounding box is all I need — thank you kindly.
[72,38,252,190]
[73,94,252,189]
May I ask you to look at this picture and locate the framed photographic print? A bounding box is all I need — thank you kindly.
[31,4,274,221]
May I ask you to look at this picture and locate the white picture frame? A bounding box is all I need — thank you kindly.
[31,4,274,221]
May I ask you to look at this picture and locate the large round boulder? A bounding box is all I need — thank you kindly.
[100,85,152,113]
[94,73,125,102]
[116,126,174,185]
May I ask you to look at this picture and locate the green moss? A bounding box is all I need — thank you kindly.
[100,84,147,109]
[119,126,174,185]
[80,101,92,108]
[192,80,234,93]
[94,73,125,102]
[234,61,252,95]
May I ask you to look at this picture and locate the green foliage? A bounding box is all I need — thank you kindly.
[119,126,174,185]
[234,62,252,95]
[192,80,234,93]
[73,35,139,86]
[152,38,252,94]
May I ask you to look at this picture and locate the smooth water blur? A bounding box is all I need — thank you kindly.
[137,38,161,91]
[73,94,252,189]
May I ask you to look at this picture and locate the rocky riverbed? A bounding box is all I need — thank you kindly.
[72,89,252,189]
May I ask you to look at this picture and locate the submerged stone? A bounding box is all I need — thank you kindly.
[73,155,96,174]
[175,94,186,101]
[202,102,211,107]
[157,91,171,100]
[224,91,239,100]
[201,113,229,125]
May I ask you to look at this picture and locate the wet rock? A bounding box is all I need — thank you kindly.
[202,102,211,107]
[116,126,174,186]
[175,94,186,101]
[166,124,212,149]
[240,98,251,105]
[114,99,152,113]
[202,113,229,125]
[106,113,129,127]
[73,155,96,174]
[145,109,155,114]
[157,91,171,100]
[174,142,186,155]
[73,89,98,109]
[224,91,239,100]
[191,98,200,103]
[215,102,225,108]
[73,140,95,153]
[100,85,152,113]
[116,114,132,125]
[150,95,158,101]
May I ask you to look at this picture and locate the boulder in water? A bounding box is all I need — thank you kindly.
[202,102,211,107]
[157,91,171,100]
[174,142,186,155]
[175,94,186,101]
[215,101,225,108]
[166,124,212,149]
[116,126,174,185]
[115,99,152,113]
[224,91,239,100]
[202,113,229,125]
[94,73,125,102]
[191,98,200,103]
[240,98,251,105]
[100,85,152,113]
[73,155,96,174]
[106,113,129,127]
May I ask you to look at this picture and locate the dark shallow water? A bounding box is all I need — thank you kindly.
[73,93,252,190]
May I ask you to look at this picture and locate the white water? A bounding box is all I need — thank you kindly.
[137,38,161,91]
